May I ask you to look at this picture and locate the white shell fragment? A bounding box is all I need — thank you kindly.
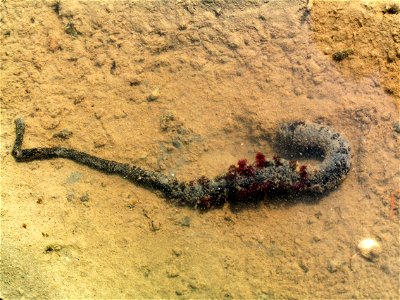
[357,238,382,260]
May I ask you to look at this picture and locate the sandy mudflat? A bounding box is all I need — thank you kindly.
[1,0,399,299]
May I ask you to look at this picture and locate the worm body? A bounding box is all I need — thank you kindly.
[12,118,351,208]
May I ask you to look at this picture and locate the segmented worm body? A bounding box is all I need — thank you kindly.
[12,118,351,209]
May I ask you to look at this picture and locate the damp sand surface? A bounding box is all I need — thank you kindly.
[1,0,399,299]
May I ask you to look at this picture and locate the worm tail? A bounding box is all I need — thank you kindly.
[11,118,177,194]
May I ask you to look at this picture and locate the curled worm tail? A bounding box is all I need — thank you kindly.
[277,121,351,192]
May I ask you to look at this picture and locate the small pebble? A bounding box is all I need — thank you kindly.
[94,138,107,148]
[327,259,343,273]
[166,265,179,278]
[312,75,324,85]
[357,238,382,260]
[129,77,141,86]
[380,112,391,121]
[80,192,90,202]
[180,216,191,227]
[94,109,104,119]
[172,139,182,149]
[73,96,84,105]
[147,87,160,101]
[293,87,303,95]
[150,220,161,232]
[332,50,353,62]
[312,235,321,243]
[172,248,182,257]
[45,244,62,253]
[67,191,75,201]
[65,22,80,37]
[53,129,73,140]
[48,37,60,51]
[113,110,127,119]
[214,8,222,16]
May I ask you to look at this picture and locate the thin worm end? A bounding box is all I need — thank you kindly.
[15,117,25,127]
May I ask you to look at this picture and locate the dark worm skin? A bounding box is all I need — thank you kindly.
[12,118,351,209]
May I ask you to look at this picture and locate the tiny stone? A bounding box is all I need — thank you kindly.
[214,8,222,16]
[110,61,117,74]
[150,220,161,232]
[312,235,321,243]
[227,37,240,49]
[314,211,322,219]
[381,112,391,121]
[158,161,167,170]
[147,87,160,101]
[172,139,182,149]
[94,138,107,148]
[48,37,61,52]
[224,216,234,222]
[67,192,75,201]
[357,238,382,260]
[165,144,175,152]
[332,50,353,62]
[294,87,303,95]
[65,22,80,37]
[327,260,341,273]
[224,293,233,300]
[129,78,141,86]
[312,75,324,85]
[80,192,90,202]
[127,198,138,209]
[180,216,191,227]
[299,262,309,273]
[323,46,332,55]
[73,96,84,104]
[114,110,127,119]
[53,129,73,140]
[188,281,199,290]
[178,23,187,30]
[380,264,392,275]
[94,109,104,119]
[127,97,138,103]
[166,266,179,278]
[45,244,62,253]
[172,248,182,257]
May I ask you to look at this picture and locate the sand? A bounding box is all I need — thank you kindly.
[1,0,399,298]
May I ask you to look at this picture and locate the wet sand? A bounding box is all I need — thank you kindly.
[1,0,399,298]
